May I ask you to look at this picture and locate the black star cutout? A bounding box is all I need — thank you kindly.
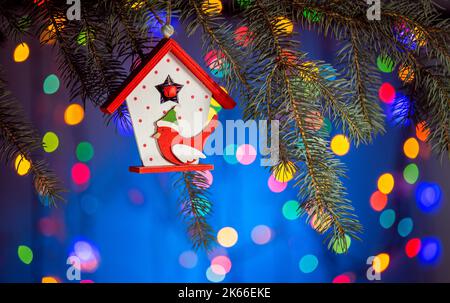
[155,75,183,104]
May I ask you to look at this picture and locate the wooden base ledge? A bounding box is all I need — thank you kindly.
[129,164,214,174]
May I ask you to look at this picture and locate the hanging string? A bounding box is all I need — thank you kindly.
[161,0,174,38]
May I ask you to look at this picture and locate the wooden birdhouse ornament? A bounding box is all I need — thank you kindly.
[101,38,236,173]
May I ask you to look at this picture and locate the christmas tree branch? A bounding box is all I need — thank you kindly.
[0,73,64,205]
[176,171,215,250]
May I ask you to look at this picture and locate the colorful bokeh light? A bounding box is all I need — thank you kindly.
[282,200,300,221]
[379,209,396,229]
[251,225,272,245]
[419,237,441,265]
[201,0,223,16]
[179,250,198,269]
[76,141,94,162]
[397,217,413,237]
[274,17,294,35]
[299,254,318,274]
[223,144,238,164]
[332,234,351,254]
[403,137,419,159]
[18,245,33,265]
[378,83,396,104]
[206,265,225,282]
[42,131,59,153]
[268,174,287,193]
[370,191,388,212]
[217,227,238,248]
[64,104,85,126]
[211,255,232,274]
[71,163,91,185]
[43,74,60,95]
[377,55,395,73]
[236,144,257,165]
[416,182,442,213]
[377,173,394,194]
[372,253,390,273]
[415,122,429,142]
[14,154,31,176]
[330,134,350,156]
[403,163,419,184]
[273,161,296,182]
[13,43,30,63]
[405,238,421,258]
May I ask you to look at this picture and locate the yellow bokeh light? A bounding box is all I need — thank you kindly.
[372,253,390,273]
[274,17,294,35]
[217,227,238,248]
[40,18,65,45]
[330,134,350,156]
[131,0,145,9]
[403,137,419,159]
[377,173,394,195]
[300,61,319,82]
[273,161,296,182]
[13,43,30,63]
[64,104,85,126]
[398,65,415,83]
[14,154,31,176]
[201,0,223,16]
[42,276,59,283]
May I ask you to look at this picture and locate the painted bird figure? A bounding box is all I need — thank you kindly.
[152,106,218,165]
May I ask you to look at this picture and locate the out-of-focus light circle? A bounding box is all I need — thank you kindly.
[332,273,352,283]
[206,265,226,282]
[403,163,419,185]
[268,174,287,193]
[378,83,396,104]
[398,64,415,83]
[201,0,223,16]
[397,217,413,237]
[42,276,59,283]
[211,255,232,273]
[128,188,144,205]
[223,144,238,164]
[273,161,296,182]
[71,163,91,185]
[376,55,395,73]
[251,225,272,245]
[236,144,257,165]
[42,132,59,153]
[415,122,429,142]
[236,0,252,9]
[72,240,100,272]
[372,253,390,273]
[370,191,388,212]
[330,134,350,156]
[179,250,198,269]
[38,217,58,236]
[299,254,318,273]
[419,237,441,265]
[234,26,251,47]
[274,17,294,35]
[64,104,85,126]
[14,154,31,176]
[377,173,394,194]
[43,74,60,95]
[18,245,33,264]
[416,182,442,213]
[76,142,94,162]
[333,234,352,254]
[217,227,238,248]
[80,194,99,215]
[379,209,396,229]
[405,238,421,258]
[13,43,30,62]
[196,170,213,189]
[303,8,322,22]
[403,137,419,159]
[282,200,300,221]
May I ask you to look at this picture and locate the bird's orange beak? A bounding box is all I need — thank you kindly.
[152,132,161,139]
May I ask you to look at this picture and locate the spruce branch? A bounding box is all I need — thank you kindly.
[0,74,64,206]
[176,171,215,250]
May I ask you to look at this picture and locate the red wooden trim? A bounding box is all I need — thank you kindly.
[101,38,236,114]
[129,164,214,174]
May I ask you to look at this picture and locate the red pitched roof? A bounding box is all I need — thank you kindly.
[101,38,236,114]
